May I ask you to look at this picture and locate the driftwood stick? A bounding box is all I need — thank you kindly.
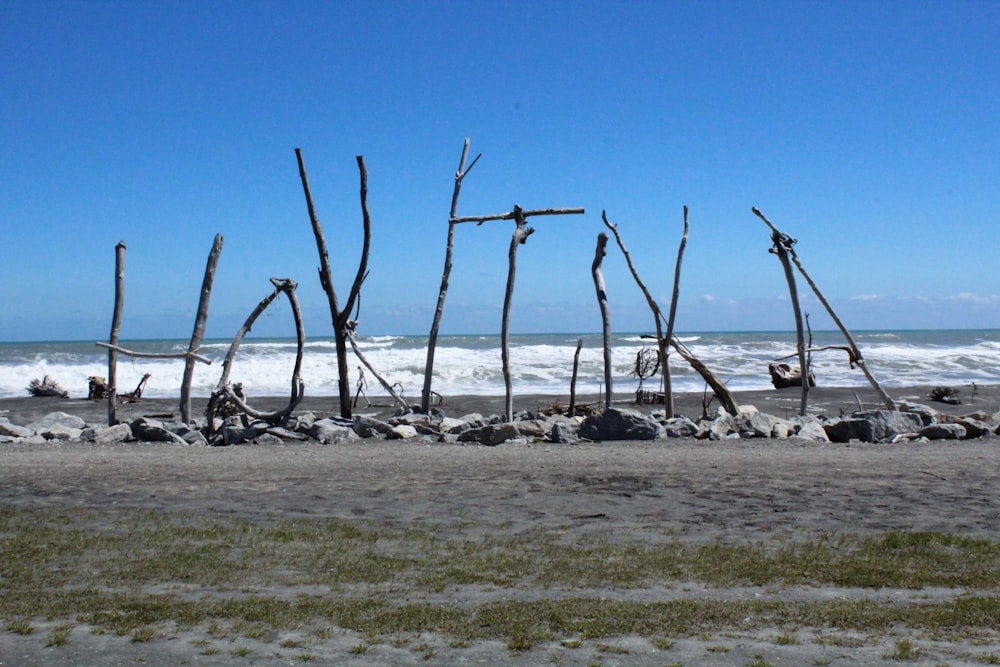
[451,207,584,224]
[752,207,895,409]
[296,149,373,419]
[107,241,126,425]
[96,342,212,365]
[569,337,583,417]
[501,205,534,421]
[663,206,690,417]
[592,233,613,411]
[180,233,223,424]
[768,227,809,415]
[421,138,481,413]
[206,278,304,434]
[347,330,407,411]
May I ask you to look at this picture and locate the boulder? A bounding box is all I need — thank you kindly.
[824,411,924,443]
[39,424,82,441]
[389,424,418,440]
[458,423,521,446]
[548,421,579,443]
[919,423,966,440]
[735,406,772,438]
[354,415,394,438]
[130,417,188,445]
[84,423,133,445]
[0,417,34,439]
[221,425,259,446]
[661,416,699,438]
[437,417,469,434]
[579,408,661,441]
[789,416,831,442]
[308,418,358,444]
[26,412,86,433]
[940,415,990,439]
[252,433,285,446]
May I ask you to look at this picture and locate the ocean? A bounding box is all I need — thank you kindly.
[2,330,999,400]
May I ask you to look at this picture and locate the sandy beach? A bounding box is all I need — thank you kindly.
[2,385,999,665]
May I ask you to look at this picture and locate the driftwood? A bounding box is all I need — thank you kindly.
[118,373,151,403]
[421,138,481,413]
[605,211,739,416]
[768,363,815,389]
[752,207,895,410]
[96,343,212,365]
[568,337,583,417]
[180,233,224,424]
[452,203,584,422]
[206,278,305,435]
[296,150,372,419]
[347,329,406,411]
[27,376,68,398]
[107,241,126,424]
[765,222,810,415]
[663,207,690,417]
[592,233,613,411]
[88,376,108,400]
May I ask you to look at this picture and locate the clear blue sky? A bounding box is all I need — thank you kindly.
[2,0,997,342]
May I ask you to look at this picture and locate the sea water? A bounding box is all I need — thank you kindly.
[1,330,998,400]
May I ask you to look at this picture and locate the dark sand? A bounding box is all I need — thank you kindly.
[2,385,999,666]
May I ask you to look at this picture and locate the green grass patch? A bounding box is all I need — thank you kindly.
[2,507,999,648]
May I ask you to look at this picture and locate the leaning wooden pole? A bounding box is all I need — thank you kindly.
[592,233,613,411]
[568,337,583,417]
[180,233,223,424]
[662,206,690,418]
[769,227,809,415]
[500,206,535,422]
[421,138,481,413]
[107,241,126,426]
[752,207,895,410]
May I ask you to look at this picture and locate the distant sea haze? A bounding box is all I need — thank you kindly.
[1,330,998,400]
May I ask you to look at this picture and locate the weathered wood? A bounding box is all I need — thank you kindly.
[663,207,690,418]
[592,232,613,411]
[752,207,895,410]
[451,207,585,224]
[206,278,305,434]
[347,330,406,411]
[96,342,212,365]
[421,138,481,413]
[107,241,126,425]
[606,211,739,416]
[569,337,583,417]
[180,233,224,424]
[767,225,809,415]
[296,149,372,419]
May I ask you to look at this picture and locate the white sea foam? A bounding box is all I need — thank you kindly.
[1,331,998,399]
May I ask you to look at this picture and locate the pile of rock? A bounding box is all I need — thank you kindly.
[2,400,998,447]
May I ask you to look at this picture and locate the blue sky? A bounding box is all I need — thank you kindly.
[1,0,997,342]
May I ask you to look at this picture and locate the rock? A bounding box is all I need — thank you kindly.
[789,417,831,442]
[39,424,82,441]
[221,425,259,446]
[354,415,394,438]
[513,419,550,439]
[252,433,285,446]
[130,417,188,445]
[389,424,418,439]
[26,412,86,433]
[82,423,133,445]
[308,418,358,444]
[735,406,772,438]
[459,413,488,429]
[824,411,924,443]
[706,412,739,440]
[0,417,34,438]
[941,415,990,439]
[896,401,938,426]
[458,423,521,446]
[548,421,579,443]
[579,408,661,441]
[437,417,469,434]
[661,416,699,438]
[919,423,966,440]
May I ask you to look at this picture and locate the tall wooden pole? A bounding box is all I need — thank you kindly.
[180,233,224,424]
[592,233,613,411]
[107,241,126,426]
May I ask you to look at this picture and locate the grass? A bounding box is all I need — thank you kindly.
[1,507,999,650]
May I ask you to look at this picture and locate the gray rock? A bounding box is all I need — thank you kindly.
[942,416,990,439]
[26,411,86,433]
[354,415,394,438]
[40,424,82,441]
[661,416,699,438]
[389,424,418,440]
[579,408,661,441]
[790,417,831,442]
[458,423,521,446]
[735,406,772,438]
[83,423,133,445]
[919,423,966,440]
[222,425,258,446]
[706,412,738,440]
[548,421,579,443]
[437,417,468,434]
[130,417,187,445]
[308,418,358,444]
[825,411,924,443]
[459,413,488,429]
[896,401,938,426]
[0,417,34,438]
[252,433,285,446]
